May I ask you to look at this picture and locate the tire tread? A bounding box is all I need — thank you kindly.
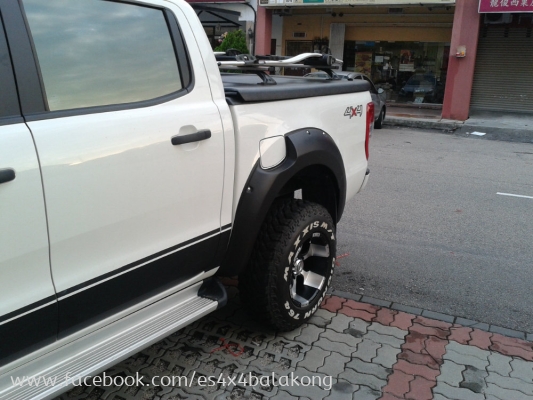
[239,199,334,331]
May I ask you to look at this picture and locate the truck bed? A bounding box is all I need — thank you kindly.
[221,73,371,104]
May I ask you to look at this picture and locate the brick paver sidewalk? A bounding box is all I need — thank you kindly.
[322,295,533,400]
[56,289,533,400]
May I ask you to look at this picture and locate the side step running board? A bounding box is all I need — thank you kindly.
[1,280,225,400]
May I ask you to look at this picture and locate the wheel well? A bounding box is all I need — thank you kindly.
[277,165,339,223]
[218,128,346,277]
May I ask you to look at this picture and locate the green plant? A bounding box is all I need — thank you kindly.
[215,30,249,54]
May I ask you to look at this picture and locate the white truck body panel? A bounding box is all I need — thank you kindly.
[169,0,236,230]
[0,124,55,317]
[230,91,371,217]
[27,92,225,294]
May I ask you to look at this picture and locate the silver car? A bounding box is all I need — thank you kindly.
[304,71,387,129]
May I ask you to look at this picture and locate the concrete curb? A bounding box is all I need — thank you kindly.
[383,116,461,133]
[383,116,533,144]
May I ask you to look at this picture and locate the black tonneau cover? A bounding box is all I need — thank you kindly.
[222,73,370,105]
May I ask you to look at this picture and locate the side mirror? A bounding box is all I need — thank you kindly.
[377,88,384,94]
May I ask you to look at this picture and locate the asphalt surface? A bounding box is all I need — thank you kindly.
[333,127,533,333]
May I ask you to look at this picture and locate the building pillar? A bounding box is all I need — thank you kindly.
[329,23,345,61]
[255,5,272,55]
[441,0,481,121]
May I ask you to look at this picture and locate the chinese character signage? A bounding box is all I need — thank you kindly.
[479,0,533,12]
[260,0,454,7]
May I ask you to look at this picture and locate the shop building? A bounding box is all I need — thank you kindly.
[261,1,455,106]
[442,0,533,120]
[185,0,273,55]
[470,2,533,113]
[186,0,532,120]
[261,0,533,120]
[186,0,255,51]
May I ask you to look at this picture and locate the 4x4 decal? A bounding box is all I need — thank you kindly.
[344,105,363,119]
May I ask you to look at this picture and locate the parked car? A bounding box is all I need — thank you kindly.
[399,73,443,103]
[304,71,387,128]
[0,0,373,397]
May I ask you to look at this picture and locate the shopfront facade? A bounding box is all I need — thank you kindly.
[262,2,454,106]
[342,37,451,104]
[188,0,532,120]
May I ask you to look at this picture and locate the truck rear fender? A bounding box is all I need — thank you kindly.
[217,127,346,277]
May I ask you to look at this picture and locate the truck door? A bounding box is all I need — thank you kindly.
[0,12,57,366]
[16,0,225,337]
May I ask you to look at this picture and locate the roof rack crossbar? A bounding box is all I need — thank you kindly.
[216,51,344,84]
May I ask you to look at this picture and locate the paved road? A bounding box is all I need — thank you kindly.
[334,128,533,333]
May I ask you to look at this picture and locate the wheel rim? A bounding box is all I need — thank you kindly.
[290,233,332,307]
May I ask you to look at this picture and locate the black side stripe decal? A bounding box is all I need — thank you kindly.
[57,234,221,338]
[56,227,222,299]
[0,295,56,325]
[0,303,57,367]
[221,223,232,231]
[0,226,230,325]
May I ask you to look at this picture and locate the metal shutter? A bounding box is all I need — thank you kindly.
[471,26,533,113]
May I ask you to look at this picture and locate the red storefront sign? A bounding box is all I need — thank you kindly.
[479,0,533,13]
[187,0,246,2]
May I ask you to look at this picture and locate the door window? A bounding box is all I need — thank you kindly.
[22,0,184,111]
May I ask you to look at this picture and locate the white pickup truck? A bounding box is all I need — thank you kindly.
[0,0,372,398]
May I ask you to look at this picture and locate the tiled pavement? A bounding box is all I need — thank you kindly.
[55,287,533,400]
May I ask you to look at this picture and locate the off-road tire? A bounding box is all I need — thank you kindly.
[239,199,336,331]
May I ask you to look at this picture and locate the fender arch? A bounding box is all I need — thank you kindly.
[218,127,346,276]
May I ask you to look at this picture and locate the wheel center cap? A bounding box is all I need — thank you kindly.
[294,258,304,275]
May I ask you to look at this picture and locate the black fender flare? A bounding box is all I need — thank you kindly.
[218,127,346,276]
